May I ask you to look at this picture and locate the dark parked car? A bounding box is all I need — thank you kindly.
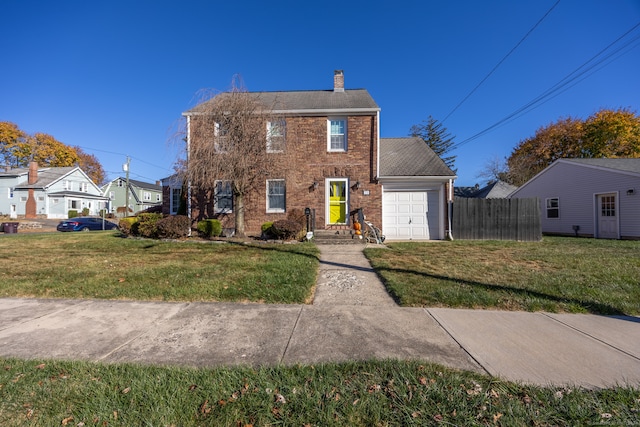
[57,217,119,232]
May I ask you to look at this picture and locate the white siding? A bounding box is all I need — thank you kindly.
[511,162,640,238]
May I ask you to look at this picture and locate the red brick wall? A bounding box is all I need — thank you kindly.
[189,113,381,236]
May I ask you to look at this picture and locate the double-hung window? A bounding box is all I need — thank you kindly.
[328,118,347,151]
[267,179,285,213]
[214,122,230,153]
[546,197,559,219]
[267,120,286,153]
[143,191,151,201]
[214,180,233,213]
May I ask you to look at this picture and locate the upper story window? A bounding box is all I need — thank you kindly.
[214,180,233,213]
[81,182,88,192]
[118,179,123,187]
[214,122,230,153]
[546,197,559,219]
[328,118,347,151]
[109,191,115,200]
[143,191,151,201]
[63,180,71,191]
[156,194,161,202]
[8,188,13,198]
[267,120,286,153]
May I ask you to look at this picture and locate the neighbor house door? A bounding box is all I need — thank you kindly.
[327,179,347,224]
[597,193,618,239]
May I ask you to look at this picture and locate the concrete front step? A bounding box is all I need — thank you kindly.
[312,229,364,245]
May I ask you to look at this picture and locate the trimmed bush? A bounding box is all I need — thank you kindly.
[157,215,190,239]
[261,221,275,239]
[68,210,78,219]
[287,208,307,228]
[118,217,139,236]
[271,219,303,241]
[196,219,222,238]
[137,213,163,238]
[81,208,90,216]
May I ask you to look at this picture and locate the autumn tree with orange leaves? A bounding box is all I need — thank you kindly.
[505,108,640,186]
[0,121,106,185]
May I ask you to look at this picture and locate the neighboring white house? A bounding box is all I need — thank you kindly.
[509,158,640,239]
[0,162,108,219]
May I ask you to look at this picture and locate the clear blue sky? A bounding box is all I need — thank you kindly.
[2,0,639,186]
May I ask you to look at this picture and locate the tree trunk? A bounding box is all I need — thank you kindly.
[235,192,245,237]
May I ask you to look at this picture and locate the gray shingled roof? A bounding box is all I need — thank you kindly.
[561,158,640,174]
[185,89,379,115]
[14,167,76,189]
[379,137,456,177]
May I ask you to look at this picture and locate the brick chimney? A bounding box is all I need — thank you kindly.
[25,161,38,218]
[333,70,344,92]
[28,161,38,184]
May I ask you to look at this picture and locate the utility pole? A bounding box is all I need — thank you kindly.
[123,157,130,216]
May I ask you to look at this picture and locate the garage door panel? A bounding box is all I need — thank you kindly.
[383,190,433,240]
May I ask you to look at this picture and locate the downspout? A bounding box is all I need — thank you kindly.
[186,115,192,237]
[447,178,454,240]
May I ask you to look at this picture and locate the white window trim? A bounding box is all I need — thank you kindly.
[214,122,229,153]
[170,188,182,215]
[546,197,559,219]
[266,179,286,213]
[143,191,151,201]
[267,120,286,153]
[327,117,347,152]
[214,180,233,213]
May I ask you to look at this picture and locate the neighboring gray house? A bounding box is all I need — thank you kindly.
[455,180,517,199]
[0,162,108,219]
[102,177,162,216]
[509,158,640,239]
[378,137,456,240]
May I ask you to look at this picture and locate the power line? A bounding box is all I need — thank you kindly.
[451,20,640,150]
[442,0,561,123]
[75,145,173,172]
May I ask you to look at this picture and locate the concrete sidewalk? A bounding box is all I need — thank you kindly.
[1,244,639,389]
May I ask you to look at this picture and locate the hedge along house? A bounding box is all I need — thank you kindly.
[181,71,456,239]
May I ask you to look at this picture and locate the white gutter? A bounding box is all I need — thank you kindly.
[186,115,192,237]
[447,178,454,240]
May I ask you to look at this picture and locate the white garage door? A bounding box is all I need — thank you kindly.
[383,191,431,240]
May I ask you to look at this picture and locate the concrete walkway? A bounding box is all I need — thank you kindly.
[1,244,639,389]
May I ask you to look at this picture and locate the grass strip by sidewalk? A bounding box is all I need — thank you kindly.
[1,358,638,426]
[365,237,640,315]
[0,232,319,304]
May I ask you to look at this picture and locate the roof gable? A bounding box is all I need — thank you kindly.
[14,167,77,188]
[379,137,456,178]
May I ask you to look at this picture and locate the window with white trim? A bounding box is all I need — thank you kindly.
[81,182,88,192]
[214,122,230,153]
[144,191,151,201]
[546,197,559,219]
[267,120,286,152]
[156,194,161,202]
[267,179,285,212]
[214,180,233,213]
[68,199,79,209]
[8,188,13,198]
[109,191,115,200]
[328,118,347,151]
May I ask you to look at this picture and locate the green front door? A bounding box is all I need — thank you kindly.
[329,180,347,224]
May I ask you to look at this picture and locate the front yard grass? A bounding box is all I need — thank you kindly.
[1,357,638,426]
[365,236,640,315]
[0,232,319,304]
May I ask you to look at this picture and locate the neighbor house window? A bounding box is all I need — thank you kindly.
[170,188,182,215]
[109,191,115,200]
[68,200,79,210]
[156,194,161,202]
[143,191,151,201]
[267,179,285,212]
[328,118,347,151]
[63,180,71,190]
[8,188,13,198]
[81,182,88,192]
[546,197,559,218]
[267,120,286,152]
[118,180,123,187]
[214,180,233,213]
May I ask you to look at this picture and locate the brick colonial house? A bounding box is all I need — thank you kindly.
[166,71,456,240]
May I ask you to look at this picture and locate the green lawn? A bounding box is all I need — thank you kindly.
[1,358,638,426]
[0,232,319,304]
[364,236,640,315]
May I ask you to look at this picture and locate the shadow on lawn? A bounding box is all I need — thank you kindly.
[373,266,626,316]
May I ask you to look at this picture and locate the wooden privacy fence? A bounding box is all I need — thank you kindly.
[452,197,541,241]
